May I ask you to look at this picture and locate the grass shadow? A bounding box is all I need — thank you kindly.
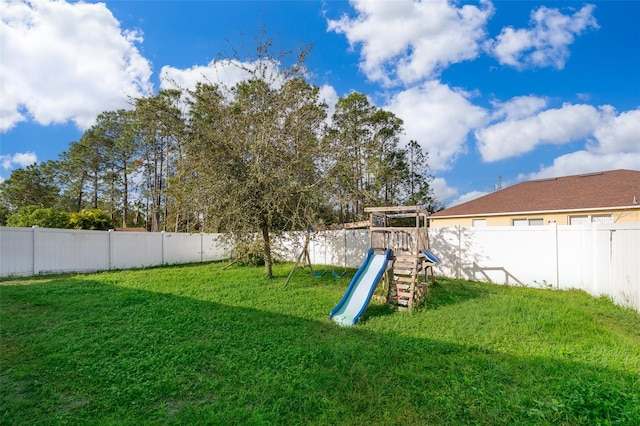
[1,273,638,425]
[423,276,497,311]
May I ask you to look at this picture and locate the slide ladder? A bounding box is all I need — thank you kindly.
[389,249,441,310]
[390,254,422,310]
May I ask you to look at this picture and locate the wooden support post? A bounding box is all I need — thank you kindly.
[284,234,314,288]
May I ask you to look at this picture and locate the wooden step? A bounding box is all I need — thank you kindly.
[394,254,420,262]
[394,270,416,276]
[394,261,416,267]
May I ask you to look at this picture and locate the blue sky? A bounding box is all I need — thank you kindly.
[1,0,639,207]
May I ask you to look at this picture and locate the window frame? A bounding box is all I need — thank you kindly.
[512,218,545,226]
[569,214,613,225]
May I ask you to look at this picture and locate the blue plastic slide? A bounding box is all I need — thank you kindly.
[329,248,393,326]
[421,248,441,264]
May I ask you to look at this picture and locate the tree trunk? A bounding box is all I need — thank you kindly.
[122,165,128,228]
[261,225,273,278]
[92,174,99,209]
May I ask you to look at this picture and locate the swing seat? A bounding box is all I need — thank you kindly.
[313,270,327,278]
[332,269,347,278]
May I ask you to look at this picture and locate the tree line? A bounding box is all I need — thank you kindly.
[0,44,442,276]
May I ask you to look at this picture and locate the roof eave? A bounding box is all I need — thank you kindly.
[431,204,640,219]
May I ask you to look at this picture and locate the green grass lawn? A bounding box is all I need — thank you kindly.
[1,262,639,425]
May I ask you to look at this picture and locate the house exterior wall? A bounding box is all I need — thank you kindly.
[430,207,640,228]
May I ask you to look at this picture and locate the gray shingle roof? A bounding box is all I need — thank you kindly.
[432,169,640,217]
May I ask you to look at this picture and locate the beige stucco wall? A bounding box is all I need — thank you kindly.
[430,207,640,228]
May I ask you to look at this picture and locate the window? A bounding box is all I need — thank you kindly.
[512,218,544,226]
[472,219,487,227]
[569,215,589,225]
[569,214,613,225]
[592,214,613,224]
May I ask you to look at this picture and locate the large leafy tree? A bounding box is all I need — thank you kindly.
[95,110,139,228]
[402,140,442,212]
[324,93,371,222]
[364,108,405,206]
[134,90,185,232]
[54,146,90,213]
[56,125,111,214]
[324,93,405,222]
[57,110,139,226]
[185,46,327,278]
[0,163,59,210]
[181,82,227,233]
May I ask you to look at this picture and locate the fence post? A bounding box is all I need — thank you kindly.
[456,225,462,279]
[553,223,560,289]
[161,231,165,265]
[32,225,39,275]
[108,229,114,270]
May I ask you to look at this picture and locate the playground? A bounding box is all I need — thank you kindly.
[286,206,442,325]
[2,262,638,424]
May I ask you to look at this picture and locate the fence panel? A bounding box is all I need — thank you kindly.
[610,227,640,309]
[160,232,228,264]
[110,232,163,270]
[284,230,369,269]
[556,226,588,290]
[163,232,204,264]
[461,226,557,286]
[201,234,228,261]
[430,223,640,311]
[1,227,35,276]
[35,228,110,274]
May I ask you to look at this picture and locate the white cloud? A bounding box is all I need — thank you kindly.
[523,150,640,182]
[11,151,38,168]
[519,107,640,180]
[0,151,37,170]
[318,84,339,122]
[327,0,494,86]
[0,0,152,132]
[490,95,547,121]
[385,81,487,170]
[487,4,598,69]
[0,156,11,171]
[448,190,489,208]
[476,103,602,162]
[431,175,489,208]
[160,59,265,92]
[592,108,640,154]
[430,177,458,206]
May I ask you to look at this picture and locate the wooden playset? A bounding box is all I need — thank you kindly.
[365,206,438,310]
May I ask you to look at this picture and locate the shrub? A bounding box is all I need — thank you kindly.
[6,206,70,228]
[234,238,266,266]
[68,209,113,230]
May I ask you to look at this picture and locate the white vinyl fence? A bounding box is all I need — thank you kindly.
[0,226,228,276]
[2,223,638,311]
[277,229,369,270]
[429,223,640,311]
